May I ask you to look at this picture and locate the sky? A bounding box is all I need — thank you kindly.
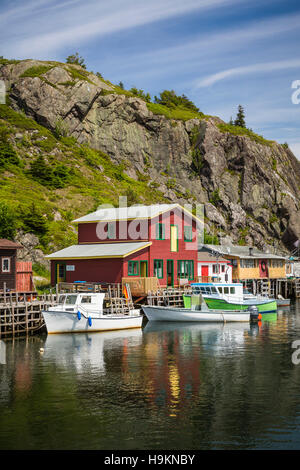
[1,0,300,157]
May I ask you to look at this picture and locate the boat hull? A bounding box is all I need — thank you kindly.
[42,310,143,334]
[203,297,277,313]
[276,299,290,307]
[142,305,250,322]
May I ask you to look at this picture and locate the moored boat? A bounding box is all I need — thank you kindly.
[42,292,143,334]
[190,282,277,314]
[276,295,291,307]
[142,296,260,323]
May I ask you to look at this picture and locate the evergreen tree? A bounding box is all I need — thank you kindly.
[66,52,86,69]
[234,105,246,128]
[0,203,17,240]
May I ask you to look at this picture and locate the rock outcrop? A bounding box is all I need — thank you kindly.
[1,59,300,252]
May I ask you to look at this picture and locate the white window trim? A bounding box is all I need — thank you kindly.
[2,257,11,273]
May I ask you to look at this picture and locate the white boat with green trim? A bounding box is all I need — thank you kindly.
[190,283,277,314]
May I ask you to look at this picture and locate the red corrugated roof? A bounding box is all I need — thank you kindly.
[0,239,23,249]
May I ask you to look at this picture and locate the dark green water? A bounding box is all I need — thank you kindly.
[1,302,300,450]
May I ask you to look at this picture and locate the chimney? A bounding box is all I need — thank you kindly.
[249,247,253,256]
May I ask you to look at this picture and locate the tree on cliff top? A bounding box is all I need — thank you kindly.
[234,105,246,128]
[66,52,86,69]
[154,90,200,113]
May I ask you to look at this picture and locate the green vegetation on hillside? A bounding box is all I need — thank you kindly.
[217,122,274,146]
[0,103,167,254]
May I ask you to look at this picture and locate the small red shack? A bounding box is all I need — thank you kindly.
[0,239,33,291]
[47,204,201,287]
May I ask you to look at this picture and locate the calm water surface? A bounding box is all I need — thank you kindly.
[1,302,300,450]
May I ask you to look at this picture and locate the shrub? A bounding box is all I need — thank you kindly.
[66,53,86,69]
[209,189,221,206]
[154,90,200,113]
[0,126,20,167]
[129,87,151,102]
[21,202,49,237]
[20,65,54,78]
[29,155,72,188]
[0,202,17,239]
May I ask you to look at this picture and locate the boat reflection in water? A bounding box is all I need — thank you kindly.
[143,320,260,351]
[44,329,143,374]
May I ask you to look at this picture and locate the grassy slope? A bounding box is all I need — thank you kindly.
[0,104,168,257]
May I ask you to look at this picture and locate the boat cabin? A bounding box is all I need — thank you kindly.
[191,282,244,302]
[54,293,106,313]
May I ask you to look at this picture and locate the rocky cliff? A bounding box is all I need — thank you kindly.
[1,58,300,253]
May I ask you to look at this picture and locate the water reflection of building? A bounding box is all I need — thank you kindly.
[142,323,253,417]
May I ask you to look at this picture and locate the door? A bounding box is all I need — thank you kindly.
[56,263,66,283]
[167,260,174,287]
[140,261,148,277]
[170,225,178,252]
[259,259,268,278]
[201,265,209,282]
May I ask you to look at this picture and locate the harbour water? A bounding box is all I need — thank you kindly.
[1,302,300,450]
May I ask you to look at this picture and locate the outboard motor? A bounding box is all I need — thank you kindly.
[248,305,261,322]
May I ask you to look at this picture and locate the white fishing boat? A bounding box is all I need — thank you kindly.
[42,292,143,334]
[276,295,291,307]
[142,295,260,323]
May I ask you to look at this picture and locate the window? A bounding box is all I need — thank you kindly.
[128,261,139,276]
[107,222,116,239]
[240,259,256,268]
[65,295,77,305]
[154,259,163,279]
[212,264,219,274]
[218,287,223,294]
[81,296,92,303]
[156,223,165,240]
[224,287,229,294]
[230,287,235,294]
[177,260,194,280]
[221,265,225,273]
[2,258,10,273]
[184,226,193,242]
[271,259,284,268]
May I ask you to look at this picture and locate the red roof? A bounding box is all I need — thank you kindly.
[0,239,23,249]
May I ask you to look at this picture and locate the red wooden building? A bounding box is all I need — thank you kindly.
[0,239,33,291]
[47,204,201,287]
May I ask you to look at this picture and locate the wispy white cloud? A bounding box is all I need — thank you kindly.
[195,58,300,87]
[0,0,243,58]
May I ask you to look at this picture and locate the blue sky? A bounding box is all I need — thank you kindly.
[1,0,300,157]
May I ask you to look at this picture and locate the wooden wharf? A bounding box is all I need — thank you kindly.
[240,278,300,299]
[0,285,57,339]
[147,286,192,307]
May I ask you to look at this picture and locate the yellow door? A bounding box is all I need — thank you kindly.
[170,225,178,252]
[140,261,148,277]
[57,264,66,283]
